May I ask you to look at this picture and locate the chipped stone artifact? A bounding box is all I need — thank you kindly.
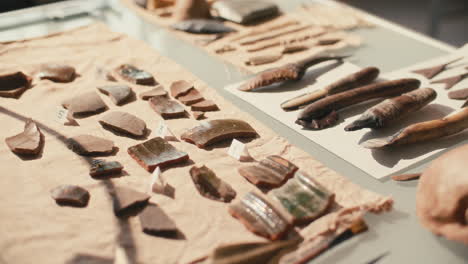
[238,155,298,189]
[5,119,43,156]
[190,165,236,202]
[99,111,147,138]
[51,185,90,207]
[97,85,133,105]
[115,64,156,85]
[62,92,107,117]
[38,64,76,82]
[0,71,32,98]
[67,135,115,156]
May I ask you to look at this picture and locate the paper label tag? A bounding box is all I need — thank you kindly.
[228,139,246,161]
[155,121,169,138]
[148,166,164,194]
[55,106,69,125]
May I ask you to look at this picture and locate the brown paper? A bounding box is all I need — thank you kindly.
[0,24,390,264]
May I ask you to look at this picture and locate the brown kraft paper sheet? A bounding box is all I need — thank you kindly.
[119,0,363,74]
[0,24,391,264]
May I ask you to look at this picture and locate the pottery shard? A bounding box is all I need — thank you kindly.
[99,111,147,138]
[170,80,194,98]
[171,19,236,34]
[269,171,334,224]
[178,88,204,105]
[62,92,107,117]
[0,71,31,98]
[115,64,156,86]
[51,185,90,207]
[139,203,178,236]
[38,64,76,82]
[192,111,205,120]
[67,135,115,156]
[190,165,237,202]
[128,137,189,172]
[139,85,168,100]
[431,73,468,90]
[149,95,187,119]
[190,100,219,112]
[238,155,298,189]
[89,160,124,178]
[211,0,279,24]
[448,88,468,100]
[173,0,211,21]
[97,85,133,105]
[5,119,43,155]
[229,192,290,240]
[181,119,258,148]
[113,186,150,217]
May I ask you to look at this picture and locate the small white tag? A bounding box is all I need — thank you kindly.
[55,106,69,125]
[155,121,168,137]
[148,166,165,194]
[228,139,246,161]
[155,121,178,141]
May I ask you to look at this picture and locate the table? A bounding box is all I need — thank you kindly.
[0,0,466,263]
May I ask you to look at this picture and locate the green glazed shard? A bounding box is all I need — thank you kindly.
[269,171,334,224]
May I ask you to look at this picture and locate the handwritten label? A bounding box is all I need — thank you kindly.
[148,166,164,194]
[55,106,69,125]
[228,139,246,161]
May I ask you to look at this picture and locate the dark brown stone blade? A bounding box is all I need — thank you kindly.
[38,64,76,82]
[431,73,468,90]
[239,155,297,189]
[139,85,168,100]
[190,100,219,112]
[62,92,107,117]
[51,185,90,207]
[0,71,31,98]
[171,19,236,34]
[97,85,133,105]
[113,186,150,217]
[177,88,204,105]
[391,173,421,181]
[89,159,124,178]
[139,203,178,237]
[448,88,468,100]
[99,111,147,138]
[115,64,156,86]
[170,80,194,98]
[228,192,290,240]
[149,95,187,119]
[67,135,115,156]
[5,119,43,155]
[181,119,258,148]
[412,57,462,79]
[190,165,236,202]
[127,137,189,172]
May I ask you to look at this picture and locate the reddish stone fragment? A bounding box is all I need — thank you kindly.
[5,119,43,155]
[38,64,76,82]
[190,165,236,202]
[139,203,178,237]
[128,137,189,172]
[0,71,31,98]
[191,99,219,112]
[99,111,147,138]
[51,185,90,207]
[149,95,187,119]
[170,80,193,98]
[112,186,150,217]
[115,64,156,86]
[139,85,168,100]
[62,92,107,117]
[178,88,204,105]
[67,135,115,156]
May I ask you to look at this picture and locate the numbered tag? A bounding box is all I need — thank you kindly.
[155,121,178,141]
[55,106,69,125]
[148,166,165,194]
[228,139,246,160]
